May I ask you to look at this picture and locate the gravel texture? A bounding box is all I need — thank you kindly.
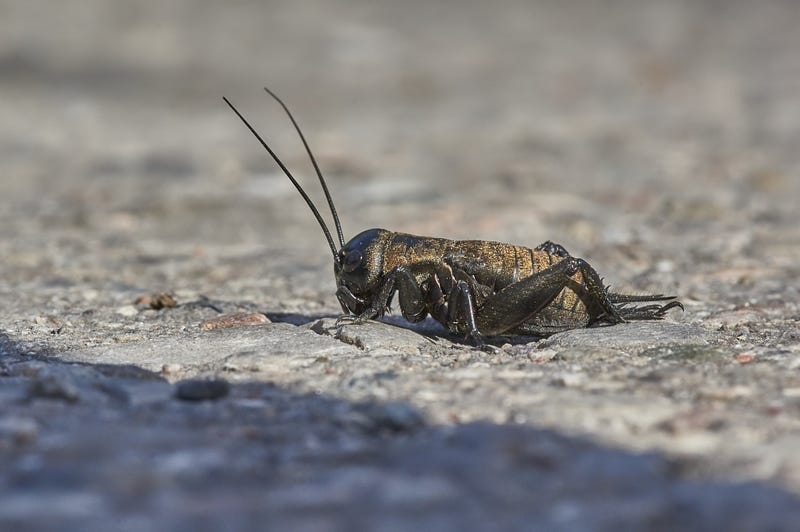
[1,1,799,530]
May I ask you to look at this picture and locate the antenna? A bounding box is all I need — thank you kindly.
[263,87,345,249]
[223,96,339,259]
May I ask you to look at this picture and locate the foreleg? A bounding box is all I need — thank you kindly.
[338,265,428,324]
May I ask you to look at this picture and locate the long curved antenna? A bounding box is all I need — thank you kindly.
[223,97,338,259]
[263,87,345,249]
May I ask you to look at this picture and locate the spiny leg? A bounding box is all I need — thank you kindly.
[568,260,684,324]
[608,293,677,304]
[614,299,684,320]
[551,257,684,326]
[571,258,624,324]
[606,292,683,320]
[531,242,676,324]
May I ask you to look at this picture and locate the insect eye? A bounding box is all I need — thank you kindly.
[343,249,363,273]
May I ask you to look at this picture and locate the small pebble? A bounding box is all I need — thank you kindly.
[525,348,559,363]
[174,379,230,401]
[199,312,270,330]
[136,293,178,309]
[161,363,183,376]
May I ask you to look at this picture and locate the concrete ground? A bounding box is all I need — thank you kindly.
[1,1,799,530]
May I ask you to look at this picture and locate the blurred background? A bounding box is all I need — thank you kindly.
[3,4,800,526]
[1,0,798,315]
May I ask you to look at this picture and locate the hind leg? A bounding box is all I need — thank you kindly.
[474,258,584,336]
[534,240,571,258]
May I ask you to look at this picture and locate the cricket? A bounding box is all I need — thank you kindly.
[224,89,683,347]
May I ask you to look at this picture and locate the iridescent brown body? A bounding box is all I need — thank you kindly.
[334,228,682,343]
[380,232,592,335]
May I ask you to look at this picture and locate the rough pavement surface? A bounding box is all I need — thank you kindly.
[2,1,800,530]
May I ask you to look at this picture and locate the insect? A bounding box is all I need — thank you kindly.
[224,89,683,347]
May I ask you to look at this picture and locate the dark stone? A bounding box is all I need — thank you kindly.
[174,379,231,401]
